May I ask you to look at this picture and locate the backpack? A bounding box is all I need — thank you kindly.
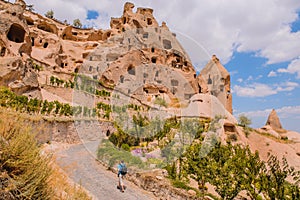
[120,164,127,175]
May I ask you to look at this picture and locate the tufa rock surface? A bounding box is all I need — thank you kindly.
[265,109,285,132]
[0,0,234,125]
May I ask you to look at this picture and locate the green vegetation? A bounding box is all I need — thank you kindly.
[154,97,167,107]
[73,19,82,28]
[45,9,54,19]
[97,139,145,168]
[49,76,75,88]
[238,114,252,137]
[176,141,300,199]
[28,59,43,71]
[72,74,112,98]
[0,87,113,119]
[238,114,252,127]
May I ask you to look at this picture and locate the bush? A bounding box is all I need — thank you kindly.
[228,133,238,141]
[0,112,53,199]
[97,139,144,169]
[238,114,252,127]
[172,180,195,191]
[45,10,54,19]
[0,110,92,199]
[154,97,168,107]
[121,143,130,151]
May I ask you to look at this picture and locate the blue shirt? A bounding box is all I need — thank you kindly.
[117,163,125,175]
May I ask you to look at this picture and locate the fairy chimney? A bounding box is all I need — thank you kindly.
[199,55,232,113]
[265,109,284,131]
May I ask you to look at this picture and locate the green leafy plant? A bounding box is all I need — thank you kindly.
[154,97,168,107]
[238,114,252,127]
[45,9,54,19]
[73,19,82,28]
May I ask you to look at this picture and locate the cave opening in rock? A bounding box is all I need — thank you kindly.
[31,37,35,46]
[151,57,157,63]
[127,65,135,75]
[120,75,124,83]
[7,23,25,43]
[147,18,152,25]
[43,42,48,48]
[0,47,6,57]
[37,24,55,33]
[26,18,34,25]
[163,39,172,49]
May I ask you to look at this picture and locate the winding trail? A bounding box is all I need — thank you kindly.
[54,141,156,200]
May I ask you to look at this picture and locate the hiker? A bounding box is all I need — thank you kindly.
[117,160,127,192]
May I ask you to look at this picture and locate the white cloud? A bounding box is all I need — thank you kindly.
[278,57,300,78]
[233,83,276,97]
[25,0,300,69]
[233,81,298,97]
[236,105,300,131]
[237,78,243,83]
[256,75,263,80]
[268,70,277,77]
[247,76,253,81]
[275,81,299,92]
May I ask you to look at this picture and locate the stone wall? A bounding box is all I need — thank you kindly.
[29,118,115,144]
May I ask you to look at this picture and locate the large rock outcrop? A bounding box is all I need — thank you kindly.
[198,55,232,114]
[0,0,235,127]
[265,109,285,131]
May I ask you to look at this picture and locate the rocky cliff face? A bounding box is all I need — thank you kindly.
[0,0,234,125]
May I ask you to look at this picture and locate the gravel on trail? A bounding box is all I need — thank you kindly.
[54,141,156,200]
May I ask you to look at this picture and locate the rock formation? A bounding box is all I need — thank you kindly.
[0,0,234,125]
[199,55,232,114]
[265,109,284,131]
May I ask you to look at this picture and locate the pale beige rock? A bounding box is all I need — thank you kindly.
[0,0,234,124]
[265,109,285,132]
[187,189,196,196]
[199,55,232,113]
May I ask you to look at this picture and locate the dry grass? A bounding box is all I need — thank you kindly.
[0,108,91,200]
[254,130,294,144]
[49,161,92,200]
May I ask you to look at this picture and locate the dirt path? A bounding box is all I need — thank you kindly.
[53,141,156,200]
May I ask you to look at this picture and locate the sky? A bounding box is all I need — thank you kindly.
[25,0,300,132]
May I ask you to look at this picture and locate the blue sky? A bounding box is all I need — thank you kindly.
[86,10,99,20]
[26,0,300,132]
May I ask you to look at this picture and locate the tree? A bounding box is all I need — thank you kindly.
[45,10,54,19]
[262,155,300,199]
[26,4,34,12]
[73,19,82,28]
[238,114,252,127]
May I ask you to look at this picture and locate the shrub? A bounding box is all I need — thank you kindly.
[0,112,53,199]
[121,143,130,151]
[238,114,252,127]
[73,19,82,28]
[172,180,195,191]
[97,139,144,169]
[154,97,168,107]
[228,133,238,141]
[45,10,54,19]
